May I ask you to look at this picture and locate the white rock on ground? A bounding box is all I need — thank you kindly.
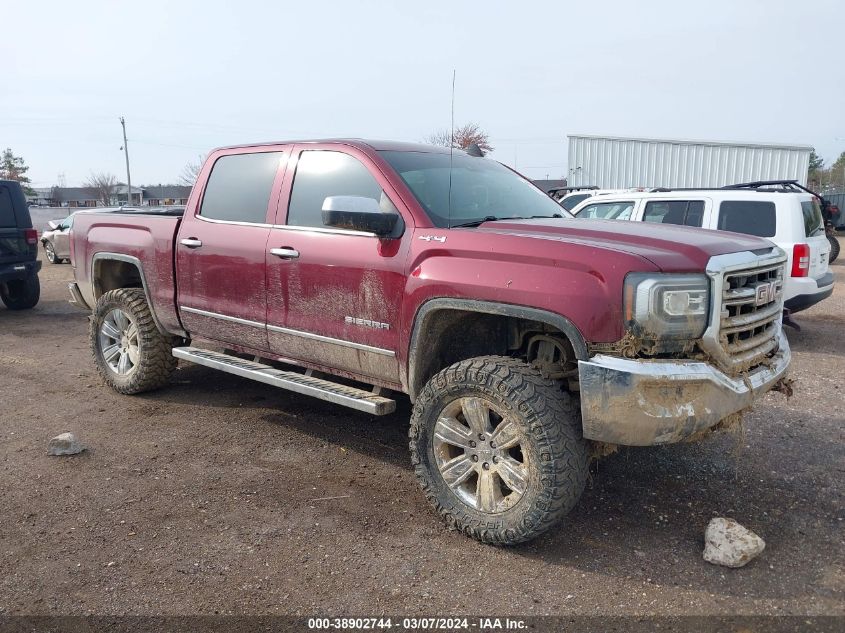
[703,517,765,568]
[47,432,85,456]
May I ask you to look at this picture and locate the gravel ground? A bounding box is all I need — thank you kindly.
[0,253,843,617]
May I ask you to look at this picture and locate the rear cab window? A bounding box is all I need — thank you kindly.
[199,152,283,224]
[0,186,17,227]
[576,200,634,220]
[718,201,776,237]
[642,200,705,227]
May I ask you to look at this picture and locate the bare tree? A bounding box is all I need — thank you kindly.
[179,155,204,186]
[425,123,494,153]
[84,172,117,206]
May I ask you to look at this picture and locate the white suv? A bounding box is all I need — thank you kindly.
[569,183,833,313]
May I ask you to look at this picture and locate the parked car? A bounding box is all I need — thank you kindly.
[68,140,791,544]
[569,181,833,314]
[554,187,649,212]
[41,215,76,264]
[0,180,41,310]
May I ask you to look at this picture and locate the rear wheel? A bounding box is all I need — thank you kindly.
[44,242,60,264]
[90,288,176,394]
[1,275,40,310]
[828,234,840,263]
[410,356,588,545]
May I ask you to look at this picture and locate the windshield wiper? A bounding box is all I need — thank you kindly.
[450,216,504,228]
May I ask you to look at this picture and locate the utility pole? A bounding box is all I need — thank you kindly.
[120,116,132,205]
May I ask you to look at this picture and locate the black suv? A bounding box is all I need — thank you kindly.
[0,180,41,309]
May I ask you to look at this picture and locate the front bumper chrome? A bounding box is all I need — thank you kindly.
[578,330,791,446]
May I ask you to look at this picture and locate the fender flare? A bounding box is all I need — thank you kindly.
[406,298,589,400]
[91,252,183,336]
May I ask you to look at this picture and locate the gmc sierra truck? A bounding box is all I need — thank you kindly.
[69,140,791,544]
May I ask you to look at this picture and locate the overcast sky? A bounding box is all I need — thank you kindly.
[3,0,843,188]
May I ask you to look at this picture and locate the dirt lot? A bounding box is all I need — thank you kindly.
[1,254,843,617]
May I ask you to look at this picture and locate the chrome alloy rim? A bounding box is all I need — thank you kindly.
[433,397,528,513]
[45,243,56,262]
[99,308,139,375]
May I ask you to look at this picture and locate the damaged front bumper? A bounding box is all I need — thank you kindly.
[578,330,791,446]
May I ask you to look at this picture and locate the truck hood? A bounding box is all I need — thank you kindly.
[476,218,775,272]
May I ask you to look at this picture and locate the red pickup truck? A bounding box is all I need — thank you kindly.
[69,140,791,544]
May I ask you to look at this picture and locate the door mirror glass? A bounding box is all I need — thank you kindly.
[321,195,399,236]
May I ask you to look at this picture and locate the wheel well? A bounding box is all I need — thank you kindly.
[409,307,583,400]
[93,259,143,299]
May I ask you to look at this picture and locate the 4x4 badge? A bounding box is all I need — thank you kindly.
[418,235,446,243]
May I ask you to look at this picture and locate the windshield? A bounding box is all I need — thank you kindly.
[379,151,572,227]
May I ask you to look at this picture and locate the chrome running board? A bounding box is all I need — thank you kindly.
[172,347,396,415]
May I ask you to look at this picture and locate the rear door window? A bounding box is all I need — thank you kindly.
[0,186,17,227]
[717,201,776,237]
[801,200,824,237]
[642,200,705,227]
[575,201,634,220]
[199,152,283,224]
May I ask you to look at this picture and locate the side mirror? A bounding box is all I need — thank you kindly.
[47,220,60,230]
[321,196,399,236]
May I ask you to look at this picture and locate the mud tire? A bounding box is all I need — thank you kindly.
[409,355,588,545]
[1,274,40,310]
[829,234,840,263]
[90,288,176,394]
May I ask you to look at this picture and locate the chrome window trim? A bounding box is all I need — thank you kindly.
[271,224,379,238]
[180,305,265,329]
[180,306,396,357]
[268,324,395,357]
[194,215,273,228]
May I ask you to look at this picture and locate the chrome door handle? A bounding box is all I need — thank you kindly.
[180,238,203,248]
[270,247,300,259]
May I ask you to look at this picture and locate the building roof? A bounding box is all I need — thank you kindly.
[568,133,813,152]
[51,187,98,202]
[142,185,192,199]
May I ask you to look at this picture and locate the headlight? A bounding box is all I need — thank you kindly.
[623,273,710,339]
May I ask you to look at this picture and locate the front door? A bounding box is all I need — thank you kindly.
[176,149,288,351]
[265,147,410,385]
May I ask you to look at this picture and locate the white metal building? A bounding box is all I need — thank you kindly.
[567,134,812,189]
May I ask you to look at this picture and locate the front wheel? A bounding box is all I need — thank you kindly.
[90,288,177,394]
[1,274,40,310]
[44,242,60,264]
[410,356,588,545]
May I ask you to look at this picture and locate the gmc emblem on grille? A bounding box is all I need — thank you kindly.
[755,281,779,306]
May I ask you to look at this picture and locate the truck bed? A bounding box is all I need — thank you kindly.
[71,211,183,334]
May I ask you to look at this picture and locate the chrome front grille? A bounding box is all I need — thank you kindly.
[716,262,784,371]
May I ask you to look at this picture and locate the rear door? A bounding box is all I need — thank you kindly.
[0,183,34,265]
[264,145,411,385]
[175,148,289,351]
[52,216,73,259]
[800,198,830,278]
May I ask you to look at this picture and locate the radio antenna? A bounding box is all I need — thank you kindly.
[447,69,455,229]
